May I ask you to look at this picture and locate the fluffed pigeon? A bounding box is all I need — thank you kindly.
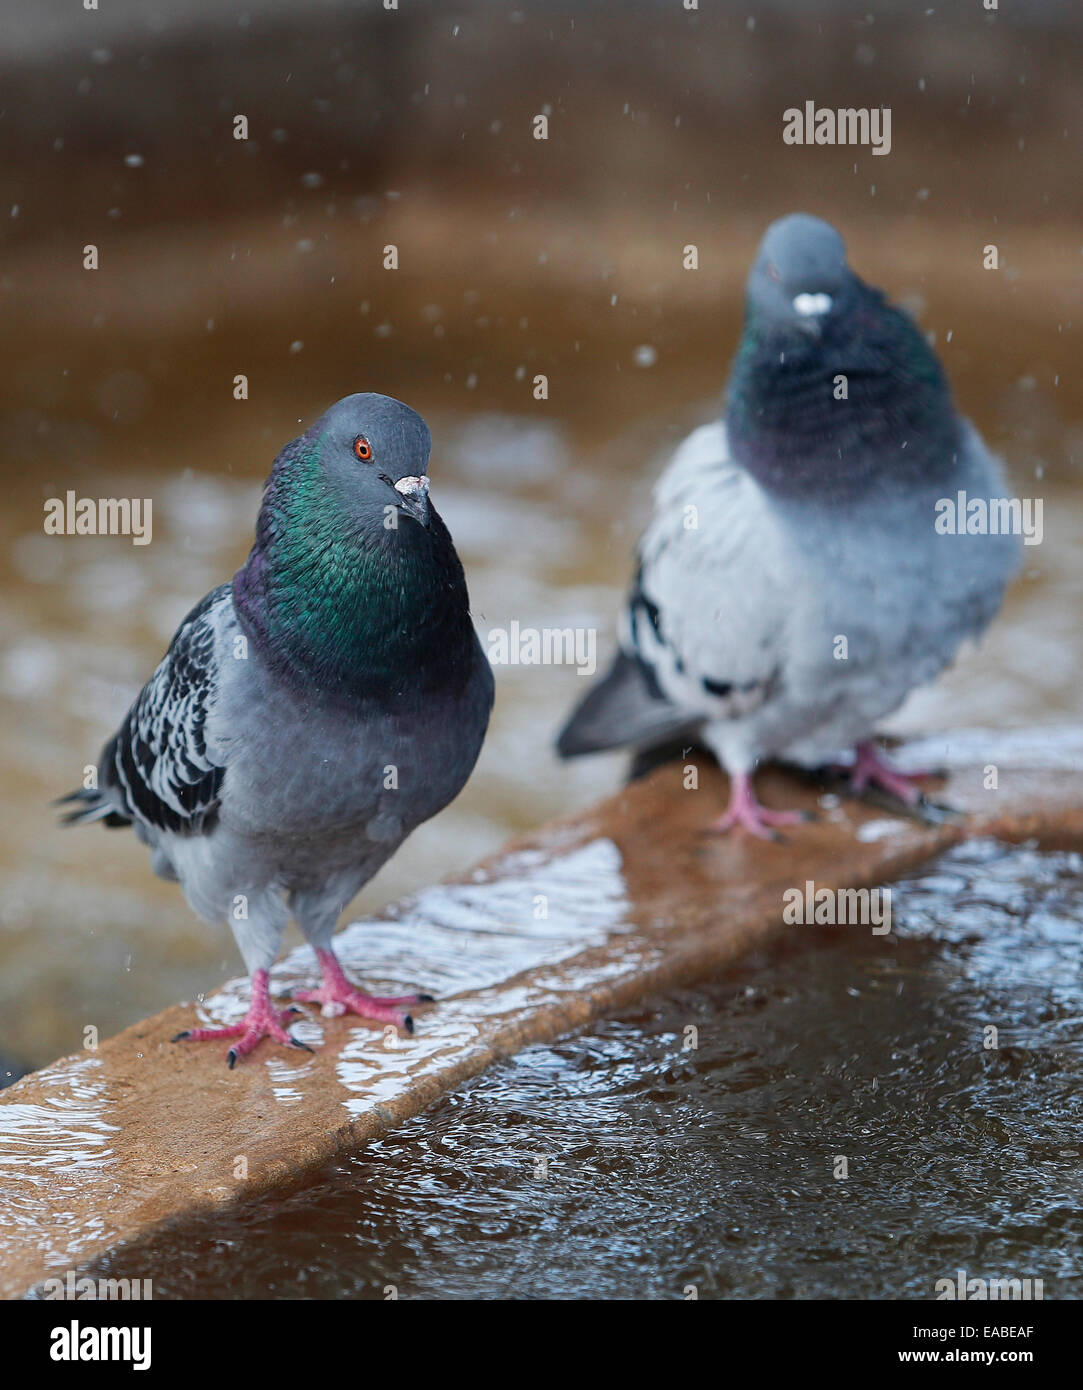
[557,214,1020,836]
[59,393,494,1062]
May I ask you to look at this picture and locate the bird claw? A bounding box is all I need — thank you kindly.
[705,772,810,840]
[845,741,935,806]
[294,949,432,1033]
[173,969,312,1066]
[293,985,417,1032]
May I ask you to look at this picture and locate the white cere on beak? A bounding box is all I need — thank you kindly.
[393,475,430,500]
[793,292,833,317]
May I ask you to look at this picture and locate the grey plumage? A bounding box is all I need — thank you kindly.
[558,215,1020,823]
[61,393,493,1057]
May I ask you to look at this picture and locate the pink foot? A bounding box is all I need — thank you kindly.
[292,948,432,1035]
[846,740,931,805]
[706,771,808,840]
[173,968,313,1068]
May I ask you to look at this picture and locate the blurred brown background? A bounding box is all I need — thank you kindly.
[2,0,1081,1072]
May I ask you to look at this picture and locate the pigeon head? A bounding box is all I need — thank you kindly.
[747,214,852,334]
[311,393,433,530]
[726,214,961,503]
[234,394,476,699]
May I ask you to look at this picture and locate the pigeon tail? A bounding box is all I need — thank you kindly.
[556,649,694,758]
[54,786,130,828]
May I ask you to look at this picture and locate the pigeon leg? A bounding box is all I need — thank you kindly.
[706,771,808,840]
[293,947,432,1035]
[173,968,312,1067]
[847,740,930,805]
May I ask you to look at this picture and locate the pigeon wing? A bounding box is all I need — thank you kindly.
[557,422,792,757]
[96,585,232,835]
[628,421,790,710]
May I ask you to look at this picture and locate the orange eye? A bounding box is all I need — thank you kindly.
[354,436,373,462]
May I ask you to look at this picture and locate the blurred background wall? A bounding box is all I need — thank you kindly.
[2,0,1081,1072]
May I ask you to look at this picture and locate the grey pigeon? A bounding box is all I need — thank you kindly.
[558,214,1020,836]
[60,394,493,1063]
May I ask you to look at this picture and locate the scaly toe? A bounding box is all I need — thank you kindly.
[225,1019,297,1067]
[706,805,807,838]
[705,813,777,840]
[341,994,415,1030]
[293,986,425,1031]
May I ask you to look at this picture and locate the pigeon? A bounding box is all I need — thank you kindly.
[557,214,1020,836]
[59,393,494,1063]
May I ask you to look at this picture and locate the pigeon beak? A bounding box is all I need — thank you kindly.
[791,292,832,338]
[393,474,431,527]
[793,292,833,317]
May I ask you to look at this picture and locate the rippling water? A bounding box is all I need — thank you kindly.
[77,840,1082,1300]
